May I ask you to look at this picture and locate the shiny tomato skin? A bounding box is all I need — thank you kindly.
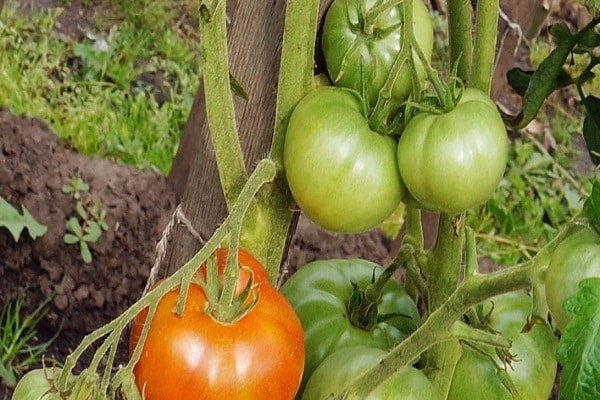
[397,88,508,214]
[447,291,557,400]
[129,251,304,400]
[322,0,433,108]
[284,86,404,233]
[280,258,420,395]
[545,226,600,332]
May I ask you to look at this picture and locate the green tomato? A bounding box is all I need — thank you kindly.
[448,291,557,400]
[545,226,600,332]
[12,368,62,400]
[397,88,509,214]
[322,0,433,108]
[284,87,404,233]
[302,346,441,400]
[280,258,420,395]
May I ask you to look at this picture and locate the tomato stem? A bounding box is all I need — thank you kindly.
[447,0,472,84]
[464,226,478,279]
[200,0,247,210]
[57,159,276,394]
[364,0,405,28]
[470,0,499,93]
[332,257,538,399]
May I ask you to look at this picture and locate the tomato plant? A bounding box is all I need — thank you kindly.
[280,258,420,393]
[11,368,62,400]
[321,0,433,108]
[129,249,305,400]
[397,88,509,214]
[302,346,441,400]
[448,291,557,400]
[545,226,600,332]
[283,86,404,233]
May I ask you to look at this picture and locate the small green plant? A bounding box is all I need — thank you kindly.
[0,197,47,242]
[0,293,57,388]
[62,177,109,264]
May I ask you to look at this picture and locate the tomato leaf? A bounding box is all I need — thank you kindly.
[0,197,47,242]
[506,68,582,97]
[582,96,600,166]
[557,278,600,400]
[516,24,575,128]
[583,182,600,233]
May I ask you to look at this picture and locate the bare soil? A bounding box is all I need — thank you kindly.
[0,107,394,399]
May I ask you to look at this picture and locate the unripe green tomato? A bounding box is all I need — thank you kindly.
[397,88,509,214]
[448,291,557,400]
[322,0,434,108]
[302,346,441,400]
[284,87,404,233]
[280,258,420,395]
[545,226,600,332]
[12,368,62,400]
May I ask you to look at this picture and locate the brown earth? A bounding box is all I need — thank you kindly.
[0,107,394,399]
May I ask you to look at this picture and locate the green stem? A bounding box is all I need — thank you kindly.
[333,258,536,399]
[58,159,276,391]
[369,0,411,129]
[471,0,499,93]
[450,320,511,349]
[201,0,247,209]
[404,10,451,111]
[255,0,320,282]
[423,213,464,394]
[365,0,404,27]
[464,226,478,279]
[447,0,472,84]
[427,213,464,310]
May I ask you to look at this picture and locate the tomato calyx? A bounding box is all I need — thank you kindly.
[347,262,412,330]
[195,249,261,324]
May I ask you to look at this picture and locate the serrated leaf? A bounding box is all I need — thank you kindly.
[557,278,600,400]
[584,182,600,233]
[19,206,47,239]
[80,242,92,264]
[64,233,79,244]
[0,198,47,242]
[517,29,576,128]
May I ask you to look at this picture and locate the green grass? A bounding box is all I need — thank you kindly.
[0,0,200,174]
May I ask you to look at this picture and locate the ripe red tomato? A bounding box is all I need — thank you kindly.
[129,250,305,400]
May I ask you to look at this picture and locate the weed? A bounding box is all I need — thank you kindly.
[0,293,57,388]
[62,177,109,264]
[0,198,47,242]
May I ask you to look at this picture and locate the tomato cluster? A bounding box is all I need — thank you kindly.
[284,0,509,234]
